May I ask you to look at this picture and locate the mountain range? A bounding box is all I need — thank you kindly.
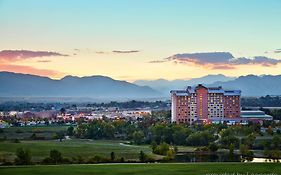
[1,71,281,100]
[134,74,235,95]
[210,75,281,97]
[0,72,161,100]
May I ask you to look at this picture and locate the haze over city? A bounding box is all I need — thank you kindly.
[0,0,281,81]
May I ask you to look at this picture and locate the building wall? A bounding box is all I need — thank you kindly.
[175,96,189,123]
[224,95,240,118]
[171,85,241,124]
[196,86,208,120]
[189,93,197,123]
[171,93,177,122]
[208,93,224,119]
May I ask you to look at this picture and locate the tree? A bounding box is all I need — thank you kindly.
[239,144,249,156]
[229,143,235,160]
[186,131,215,146]
[150,140,157,153]
[67,126,74,136]
[50,149,63,164]
[132,131,144,145]
[172,126,190,145]
[166,149,175,160]
[220,135,239,148]
[267,126,273,135]
[242,133,256,148]
[239,144,254,161]
[75,123,87,138]
[110,152,115,162]
[272,135,281,149]
[139,150,146,162]
[15,148,32,165]
[271,149,281,160]
[60,108,66,115]
[208,142,219,152]
[55,131,65,142]
[174,146,178,153]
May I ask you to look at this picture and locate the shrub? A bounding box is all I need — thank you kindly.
[88,155,109,163]
[166,149,175,160]
[153,142,170,155]
[14,148,32,165]
[110,151,115,162]
[50,149,63,164]
[120,157,125,163]
[12,139,21,143]
[139,151,146,162]
[15,129,24,133]
[42,157,52,164]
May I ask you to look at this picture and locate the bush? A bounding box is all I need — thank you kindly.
[0,136,7,142]
[153,142,170,155]
[62,157,72,164]
[110,151,115,162]
[15,129,24,133]
[166,149,175,160]
[14,148,32,165]
[50,149,63,164]
[120,157,125,163]
[87,155,108,163]
[139,151,146,162]
[12,138,21,143]
[42,157,52,164]
[53,132,65,142]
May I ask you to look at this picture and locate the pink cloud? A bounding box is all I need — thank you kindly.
[0,50,68,62]
[0,64,64,77]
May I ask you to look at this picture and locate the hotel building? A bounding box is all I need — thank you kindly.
[170,84,241,124]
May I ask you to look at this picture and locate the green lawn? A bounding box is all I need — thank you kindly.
[0,139,159,162]
[0,163,280,175]
[0,125,69,140]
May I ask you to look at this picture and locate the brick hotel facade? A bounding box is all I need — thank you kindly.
[170,84,241,124]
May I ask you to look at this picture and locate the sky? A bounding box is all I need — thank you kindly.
[0,0,281,81]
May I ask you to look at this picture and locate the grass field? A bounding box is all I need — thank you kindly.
[0,139,159,162]
[0,163,280,175]
[0,126,69,140]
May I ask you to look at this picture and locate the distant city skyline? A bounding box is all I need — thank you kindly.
[0,0,281,81]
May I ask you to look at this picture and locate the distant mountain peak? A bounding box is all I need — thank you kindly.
[0,72,162,99]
